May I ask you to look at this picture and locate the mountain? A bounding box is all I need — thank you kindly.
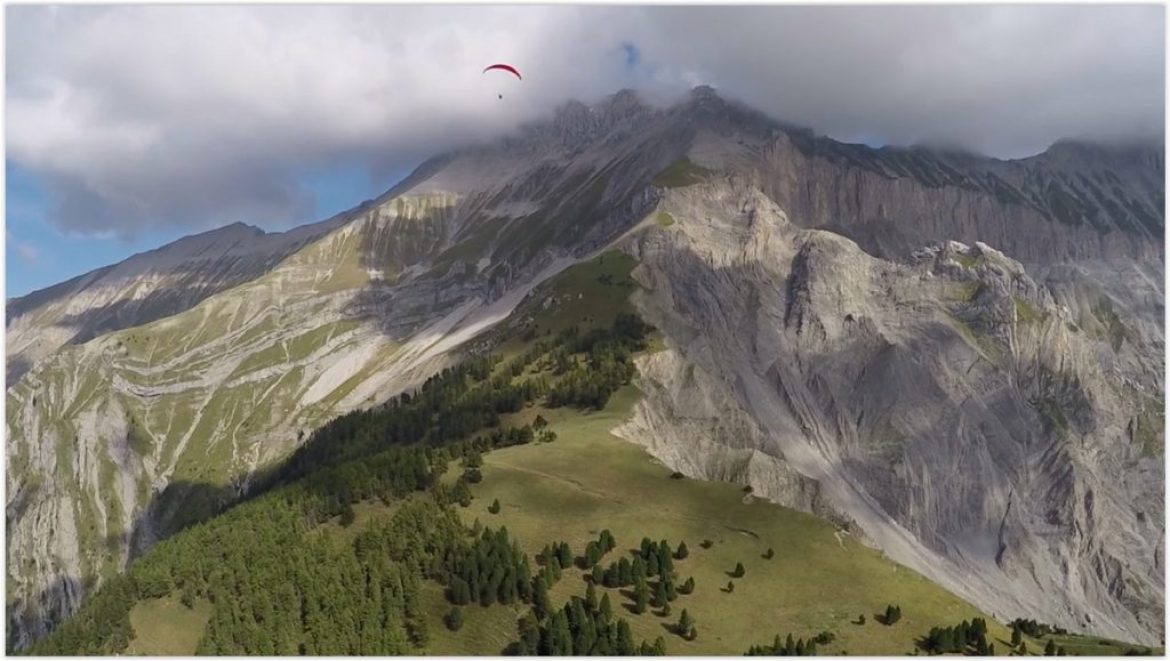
[5,217,354,387]
[6,87,1163,650]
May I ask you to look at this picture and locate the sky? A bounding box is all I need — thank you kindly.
[5,4,1165,296]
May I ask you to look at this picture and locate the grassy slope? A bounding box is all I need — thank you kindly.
[125,596,212,656]
[122,249,1157,656]
[434,387,1014,655]
[431,250,1153,656]
[652,158,712,189]
[435,254,1007,654]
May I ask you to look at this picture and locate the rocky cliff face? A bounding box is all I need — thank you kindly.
[615,178,1162,644]
[7,88,1163,648]
[688,96,1164,265]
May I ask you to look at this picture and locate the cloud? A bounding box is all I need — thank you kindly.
[6,5,1163,238]
[638,6,1164,156]
[16,242,40,264]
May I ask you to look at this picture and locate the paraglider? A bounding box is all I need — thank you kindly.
[483,63,521,99]
[483,63,522,79]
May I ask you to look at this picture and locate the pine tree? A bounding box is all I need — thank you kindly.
[653,579,668,608]
[518,615,540,655]
[633,578,650,614]
[452,480,473,507]
[664,575,678,602]
[618,557,633,586]
[591,564,604,585]
[533,576,552,619]
[180,585,195,609]
[600,529,615,553]
[675,541,689,560]
[568,599,588,652]
[603,563,619,588]
[550,611,573,655]
[444,607,464,632]
[732,562,745,578]
[936,627,954,651]
[585,542,601,568]
[557,542,573,569]
[585,582,598,612]
[1045,639,1057,656]
[599,593,613,622]
[1011,628,1023,648]
[632,556,647,582]
[450,577,472,605]
[647,550,660,577]
[677,609,693,636]
[488,498,501,514]
[339,502,356,527]
[726,581,735,593]
[658,539,674,575]
[679,576,695,595]
[785,633,796,655]
[616,619,635,655]
[763,548,775,559]
[1019,641,1028,656]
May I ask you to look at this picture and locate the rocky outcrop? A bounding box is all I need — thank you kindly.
[615,180,1163,644]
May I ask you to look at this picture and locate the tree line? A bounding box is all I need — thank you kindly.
[28,311,665,656]
[745,632,821,656]
[919,617,991,656]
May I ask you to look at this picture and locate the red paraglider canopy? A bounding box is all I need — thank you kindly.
[483,63,522,80]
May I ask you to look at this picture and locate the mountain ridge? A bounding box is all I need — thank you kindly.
[6,86,1163,649]
[9,87,1159,324]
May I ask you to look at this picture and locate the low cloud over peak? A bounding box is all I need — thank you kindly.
[7,5,1163,238]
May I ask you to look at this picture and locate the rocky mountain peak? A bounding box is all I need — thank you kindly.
[531,91,655,152]
[596,88,650,124]
[688,84,720,100]
[1037,138,1165,173]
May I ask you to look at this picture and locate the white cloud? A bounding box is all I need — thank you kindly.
[5,5,1163,238]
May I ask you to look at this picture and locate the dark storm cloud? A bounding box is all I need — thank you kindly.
[6,4,1163,238]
